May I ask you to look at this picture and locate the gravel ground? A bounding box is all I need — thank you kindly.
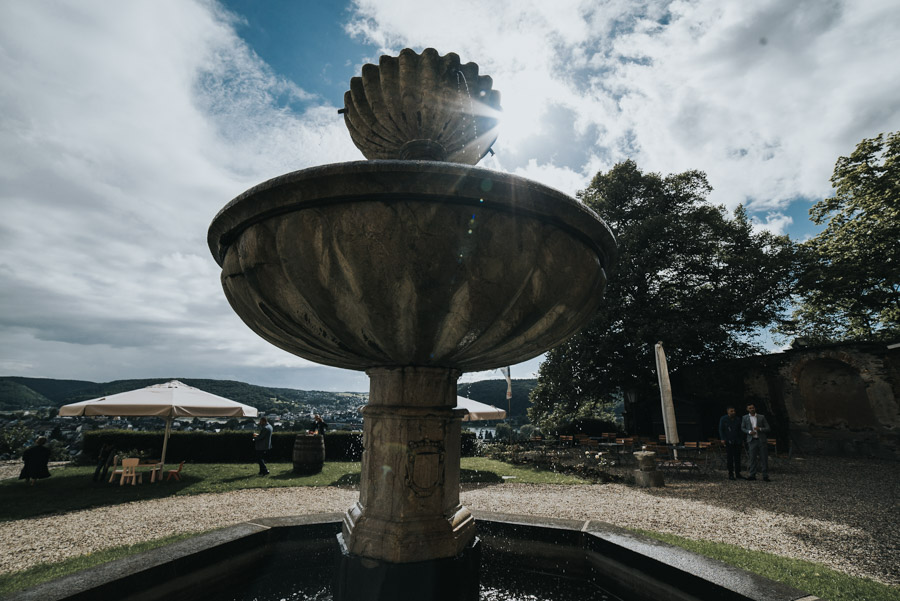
[0,457,897,587]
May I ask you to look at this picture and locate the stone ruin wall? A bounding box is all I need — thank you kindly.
[671,343,900,460]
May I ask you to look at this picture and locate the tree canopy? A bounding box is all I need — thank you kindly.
[528,161,796,432]
[783,131,900,343]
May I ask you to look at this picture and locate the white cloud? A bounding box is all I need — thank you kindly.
[751,212,793,236]
[346,0,900,212]
[0,1,359,388]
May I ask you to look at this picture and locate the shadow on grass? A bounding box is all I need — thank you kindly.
[330,472,361,486]
[0,471,193,522]
[219,473,266,483]
[459,469,504,484]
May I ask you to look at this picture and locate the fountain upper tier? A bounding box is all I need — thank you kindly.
[341,48,501,164]
[208,160,616,372]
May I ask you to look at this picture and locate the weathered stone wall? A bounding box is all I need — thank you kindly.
[669,342,900,460]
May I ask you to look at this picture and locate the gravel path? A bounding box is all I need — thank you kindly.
[0,457,897,587]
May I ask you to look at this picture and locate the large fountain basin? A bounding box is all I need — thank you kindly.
[14,512,818,601]
[208,160,615,371]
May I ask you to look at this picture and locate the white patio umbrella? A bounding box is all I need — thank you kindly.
[455,396,506,421]
[59,380,258,474]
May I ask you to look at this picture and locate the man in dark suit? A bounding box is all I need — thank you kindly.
[718,406,744,480]
[741,404,771,481]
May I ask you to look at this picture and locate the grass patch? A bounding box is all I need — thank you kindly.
[0,458,583,521]
[633,529,899,601]
[0,462,361,521]
[461,457,589,484]
[0,532,200,595]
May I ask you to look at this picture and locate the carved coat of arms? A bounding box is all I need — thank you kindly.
[405,439,445,497]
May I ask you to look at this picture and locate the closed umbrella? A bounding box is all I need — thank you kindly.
[59,380,258,476]
[654,342,680,450]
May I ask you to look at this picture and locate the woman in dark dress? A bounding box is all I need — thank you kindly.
[19,436,51,485]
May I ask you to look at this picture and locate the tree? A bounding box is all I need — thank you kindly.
[529,161,796,432]
[783,131,900,342]
[0,423,32,457]
[494,423,513,441]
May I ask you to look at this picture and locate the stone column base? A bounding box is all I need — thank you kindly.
[343,366,476,563]
[333,533,481,601]
[342,500,475,563]
[633,469,665,487]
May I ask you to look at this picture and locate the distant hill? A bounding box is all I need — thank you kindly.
[456,379,537,418]
[3,377,97,404]
[0,379,52,411]
[0,375,538,417]
[0,376,365,415]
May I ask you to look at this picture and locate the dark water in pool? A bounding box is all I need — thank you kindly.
[215,548,626,601]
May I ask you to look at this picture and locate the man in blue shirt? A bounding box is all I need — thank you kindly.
[253,416,273,476]
[718,406,744,480]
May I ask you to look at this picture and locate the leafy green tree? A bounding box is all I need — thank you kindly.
[783,131,900,342]
[529,161,796,432]
[0,423,33,457]
[494,423,513,441]
[518,424,536,441]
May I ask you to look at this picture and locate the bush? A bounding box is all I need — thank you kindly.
[518,424,537,440]
[82,429,477,462]
[0,423,31,457]
[82,430,366,463]
[461,430,476,457]
[494,423,514,441]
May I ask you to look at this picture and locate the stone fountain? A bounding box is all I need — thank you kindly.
[208,48,616,600]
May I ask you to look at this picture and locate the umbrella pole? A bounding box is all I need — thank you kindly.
[159,416,173,481]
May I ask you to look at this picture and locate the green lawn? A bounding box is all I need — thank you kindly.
[635,529,900,601]
[0,462,360,521]
[0,458,586,521]
[0,533,199,596]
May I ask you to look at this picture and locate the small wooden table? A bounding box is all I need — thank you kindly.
[139,461,163,483]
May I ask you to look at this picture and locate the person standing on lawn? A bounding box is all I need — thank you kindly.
[253,416,273,476]
[718,406,744,480]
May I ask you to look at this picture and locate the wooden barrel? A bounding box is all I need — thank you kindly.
[293,435,325,474]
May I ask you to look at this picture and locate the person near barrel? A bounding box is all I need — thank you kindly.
[19,436,51,486]
[253,416,273,476]
[313,414,328,436]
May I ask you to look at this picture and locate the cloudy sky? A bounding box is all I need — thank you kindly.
[1,0,898,392]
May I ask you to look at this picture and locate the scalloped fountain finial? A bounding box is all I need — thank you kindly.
[341,48,502,164]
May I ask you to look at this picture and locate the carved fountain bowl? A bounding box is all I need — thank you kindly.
[208,160,616,372]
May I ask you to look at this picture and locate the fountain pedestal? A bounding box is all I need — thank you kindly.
[342,366,475,562]
[336,366,480,600]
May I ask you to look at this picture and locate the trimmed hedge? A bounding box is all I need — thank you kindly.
[82,429,477,463]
